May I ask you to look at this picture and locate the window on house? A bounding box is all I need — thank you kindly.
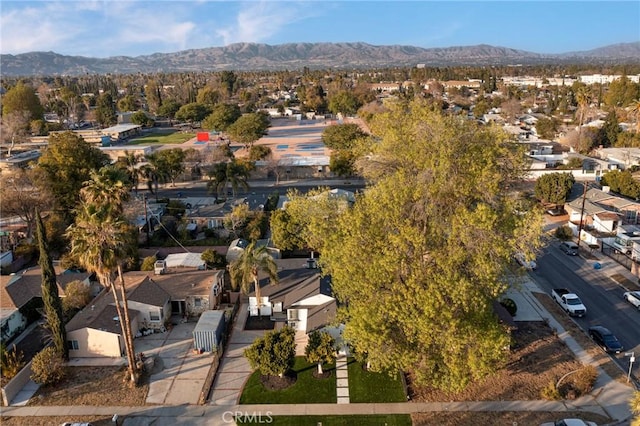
[625,210,637,223]
[67,340,79,350]
[194,298,202,308]
[288,309,298,321]
[149,311,160,321]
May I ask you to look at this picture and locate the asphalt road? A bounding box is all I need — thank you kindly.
[149,179,366,199]
[531,244,640,372]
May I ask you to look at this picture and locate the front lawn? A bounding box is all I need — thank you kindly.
[239,357,336,404]
[237,415,412,425]
[127,130,195,145]
[347,358,407,403]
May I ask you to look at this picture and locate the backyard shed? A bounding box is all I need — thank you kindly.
[192,310,226,352]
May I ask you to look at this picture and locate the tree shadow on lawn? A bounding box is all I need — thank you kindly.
[239,357,337,404]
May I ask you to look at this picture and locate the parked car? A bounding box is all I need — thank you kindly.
[540,419,597,426]
[623,291,640,309]
[588,325,623,354]
[514,252,537,270]
[546,208,567,216]
[559,241,579,256]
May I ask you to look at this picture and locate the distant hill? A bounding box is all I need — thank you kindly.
[1,41,639,76]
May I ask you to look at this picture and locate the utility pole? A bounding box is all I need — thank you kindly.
[576,181,589,253]
[143,194,150,248]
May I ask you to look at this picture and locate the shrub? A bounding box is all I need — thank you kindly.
[204,227,217,238]
[0,344,25,380]
[140,255,157,271]
[31,346,67,385]
[500,298,517,316]
[62,280,92,314]
[554,225,574,241]
[540,380,562,400]
[572,365,598,395]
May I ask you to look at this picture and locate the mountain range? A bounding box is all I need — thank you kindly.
[1,41,639,77]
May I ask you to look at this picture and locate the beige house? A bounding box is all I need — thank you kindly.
[65,269,225,358]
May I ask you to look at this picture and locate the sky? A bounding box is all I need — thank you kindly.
[1,1,638,58]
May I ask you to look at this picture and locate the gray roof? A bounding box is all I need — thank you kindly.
[127,276,171,307]
[66,290,138,334]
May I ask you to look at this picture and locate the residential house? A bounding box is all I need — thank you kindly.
[65,268,226,358]
[246,258,337,345]
[65,290,140,358]
[1,267,92,343]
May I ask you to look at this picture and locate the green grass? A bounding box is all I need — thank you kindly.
[237,415,412,425]
[347,358,407,403]
[127,130,195,145]
[239,357,336,404]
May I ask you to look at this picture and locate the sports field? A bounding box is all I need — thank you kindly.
[128,130,195,145]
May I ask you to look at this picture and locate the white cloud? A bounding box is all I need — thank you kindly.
[0,3,84,54]
[215,1,320,46]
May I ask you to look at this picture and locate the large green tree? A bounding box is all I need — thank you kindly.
[319,99,542,392]
[155,148,186,186]
[534,172,575,206]
[321,123,367,150]
[1,81,43,121]
[36,210,68,361]
[226,112,270,149]
[202,103,241,132]
[328,91,363,116]
[34,132,110,222]
[269,188,350,254]
[601,169,640,199]
[244,326,296,378]
[95,93,117,127]
[175,102,211,124]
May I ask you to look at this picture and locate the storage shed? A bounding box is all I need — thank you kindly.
[193,310,226,352]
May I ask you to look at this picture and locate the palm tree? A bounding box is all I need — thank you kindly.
[141,153,169,201]
[67,167,138,384]
[81,167,130,215]
[66,203,138,384]
[115,151,143,193]
[229,241,278,316]
[206,160,250,199]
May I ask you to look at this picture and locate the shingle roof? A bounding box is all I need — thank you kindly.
[65,289,138,334]
[0,267,78,309]
[122,270,222,300]
[127,276,172,307]
[305,301,337,333]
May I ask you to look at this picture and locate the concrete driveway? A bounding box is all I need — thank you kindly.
[134,321,215,405]
[209,304,265,405]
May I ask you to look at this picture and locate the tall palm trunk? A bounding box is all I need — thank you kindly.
[117,265,138,383]
[101,272,137,383]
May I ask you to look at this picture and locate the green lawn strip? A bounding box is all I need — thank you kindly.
[127,131,195,145]
[347,358,406,403]
[236,415,412,425]
[239,357,336,404]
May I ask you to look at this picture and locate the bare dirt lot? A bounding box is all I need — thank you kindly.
[27,366,148,407]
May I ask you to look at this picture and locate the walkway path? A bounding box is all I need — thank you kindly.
[209,303,266,405]
[335,354,349,404]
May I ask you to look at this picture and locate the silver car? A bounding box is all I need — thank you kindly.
[623,291,640,309]
[560,241,579,256]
